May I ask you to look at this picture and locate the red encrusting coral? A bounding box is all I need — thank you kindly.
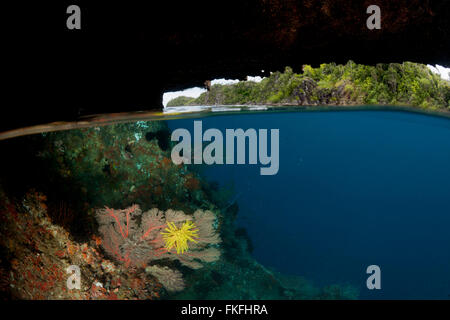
[0,190,162,300]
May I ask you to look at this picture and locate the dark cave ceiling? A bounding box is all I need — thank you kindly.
[2,0,449,132]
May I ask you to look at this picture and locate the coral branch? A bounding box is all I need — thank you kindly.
[96,205,221,269]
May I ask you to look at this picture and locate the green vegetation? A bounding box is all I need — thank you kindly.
[167,61,450,111]
[166,96,197,107]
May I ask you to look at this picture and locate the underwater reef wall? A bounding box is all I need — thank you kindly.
[0,190,163,299]
[0,120,360,300]
[0,188,360,299]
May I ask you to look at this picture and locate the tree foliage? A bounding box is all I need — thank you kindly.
[166,96,197,107]
[167,62,450,110]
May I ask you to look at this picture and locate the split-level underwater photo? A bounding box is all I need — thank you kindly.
[1,61,450,300]
[2,1,450,310]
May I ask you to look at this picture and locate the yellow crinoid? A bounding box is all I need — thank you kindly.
[161,220,199,254]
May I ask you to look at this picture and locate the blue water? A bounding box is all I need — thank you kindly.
[168,110,450,299]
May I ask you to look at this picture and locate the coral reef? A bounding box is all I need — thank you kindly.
[96,204,221,272]
[95,204,221,293]
[0,190,163,299]
[145,265,185,293]
[0,119,360,300]
[35,121,211,214]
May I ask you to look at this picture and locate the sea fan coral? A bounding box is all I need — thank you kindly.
[145,265,185,293]
[95,205,221,269]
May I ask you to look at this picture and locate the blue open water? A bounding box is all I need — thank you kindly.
[168,110,450,299]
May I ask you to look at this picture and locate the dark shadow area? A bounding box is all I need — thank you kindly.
[2,0,450,132]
